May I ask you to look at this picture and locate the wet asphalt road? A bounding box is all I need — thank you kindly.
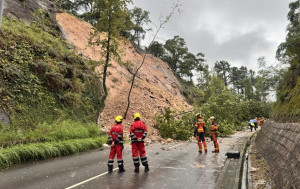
[0,131,253,189]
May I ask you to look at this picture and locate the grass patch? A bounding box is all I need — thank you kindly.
[0,136,107,169]
[0,120,101,148]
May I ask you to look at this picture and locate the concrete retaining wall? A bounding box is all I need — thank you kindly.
[255,121,300,189]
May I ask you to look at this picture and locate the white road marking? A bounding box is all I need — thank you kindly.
[66,143,184,188]
[65,168,118,189]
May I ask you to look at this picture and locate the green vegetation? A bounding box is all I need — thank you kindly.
[130,7,151,47]
[0,120,100,148]
[155,108,194,140]
[0,16,102,127]
[273,1,300,122]
[0,136,107,169]
[153,33,279,140]
[0,13,105,163]
[156,89,272,139]
[87,0,133,120]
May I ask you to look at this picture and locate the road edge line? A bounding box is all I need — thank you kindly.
[65,168,118,189]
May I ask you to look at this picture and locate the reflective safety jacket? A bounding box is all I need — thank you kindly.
[130,120,147,143]
[210,121,219,134]
[108,124,124,144]
[195,118,206,133]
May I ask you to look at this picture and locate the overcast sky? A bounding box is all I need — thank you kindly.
[131,0,292,70]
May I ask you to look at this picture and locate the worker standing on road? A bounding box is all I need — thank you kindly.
[210,116,219,153]
[130,113,149,173]
[194,113,207,153]
[107,116,125,173]
[248,118,257,132]
[259,117,265,127]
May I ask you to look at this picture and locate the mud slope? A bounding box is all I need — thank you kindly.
[55,13,191,140]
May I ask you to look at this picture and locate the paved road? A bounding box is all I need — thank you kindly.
[0,131,253,189]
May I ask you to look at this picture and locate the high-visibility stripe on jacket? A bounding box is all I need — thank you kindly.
[130,120,147,143]
[195,118,206,133]
[210,122,218,133]
[108,124,124,144]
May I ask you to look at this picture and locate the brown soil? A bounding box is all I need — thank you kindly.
[55,13,192,141]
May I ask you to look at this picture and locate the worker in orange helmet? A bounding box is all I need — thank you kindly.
[210,116,219,153]
[194,113,207,153]
[107,116,125,173]
[130,113,149,173]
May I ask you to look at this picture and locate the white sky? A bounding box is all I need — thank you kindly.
[130,0,292,70]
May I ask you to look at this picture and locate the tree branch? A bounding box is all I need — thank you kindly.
[123,0,181,119]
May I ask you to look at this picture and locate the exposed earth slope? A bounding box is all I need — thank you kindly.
[55,13,191,140]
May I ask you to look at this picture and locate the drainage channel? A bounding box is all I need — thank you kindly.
[240,132,257,189]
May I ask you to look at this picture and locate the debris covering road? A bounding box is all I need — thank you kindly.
[0,131,253,189]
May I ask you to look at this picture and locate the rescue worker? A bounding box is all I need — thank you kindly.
[210,116,219,153]
[194,113,207,153]
[107,116,125,173]
[259,117,265,127]
[248,118,257,132]
[130,113,149,173]
[255,117,259,129]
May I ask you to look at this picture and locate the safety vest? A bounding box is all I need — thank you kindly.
[210,124,218,133]
[195,119,205,133]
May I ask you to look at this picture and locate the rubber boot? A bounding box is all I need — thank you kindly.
[108,165,113,173]
[118,165,125,173]
[134,166,140,173]
[144,165,149,172]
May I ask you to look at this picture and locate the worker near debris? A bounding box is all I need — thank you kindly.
[248,118,257,132]
[130,113,149,173]
[210,116,219,153]
[259,117,265,127]
[107,116,125,173]
[194,113,207,153]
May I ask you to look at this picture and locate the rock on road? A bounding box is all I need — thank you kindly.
[0,131,253,189]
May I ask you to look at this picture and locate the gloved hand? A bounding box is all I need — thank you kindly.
[111,142,115,147]
[114,139,119,144]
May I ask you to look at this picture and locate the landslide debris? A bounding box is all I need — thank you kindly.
[55,13,191,140]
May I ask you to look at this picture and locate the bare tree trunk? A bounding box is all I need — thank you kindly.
[123,1,181,119]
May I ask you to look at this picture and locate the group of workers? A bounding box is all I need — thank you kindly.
[107,112,266,173]
[194,113,219,153]
[248,117,265,132]
[107,113,149,173]
[107,112,222,174]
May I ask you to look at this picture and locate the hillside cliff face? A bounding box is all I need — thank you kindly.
[3,0,57,22]
[55,13,191,140]
[1,0,191,140]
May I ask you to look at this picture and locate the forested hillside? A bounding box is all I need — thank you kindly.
[0,0,282,141]
[273,1,300,122]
